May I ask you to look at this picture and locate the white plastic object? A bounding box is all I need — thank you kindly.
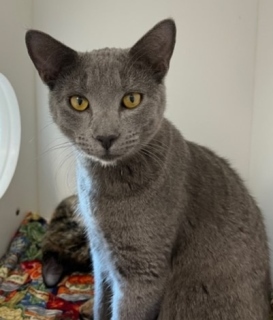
[0,73,21,198]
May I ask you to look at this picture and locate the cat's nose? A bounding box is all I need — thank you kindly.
[95,135,118,150]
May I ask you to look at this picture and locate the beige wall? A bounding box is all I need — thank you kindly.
[33,0,258,218]
[250,0,273,271]
[0,0,37,256]
[1,0,272,274]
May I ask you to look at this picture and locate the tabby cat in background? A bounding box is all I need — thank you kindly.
[26,19,270,320]
[41,195,91,287]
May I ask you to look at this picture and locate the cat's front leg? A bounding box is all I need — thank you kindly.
[80,281,111,320]
[111,279,164,320]
[92,252,112,320]
[79,253,112,320]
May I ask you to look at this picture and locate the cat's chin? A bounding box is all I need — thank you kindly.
[95,155,119,167]
[87,155,119,167]
[76,149,119,167]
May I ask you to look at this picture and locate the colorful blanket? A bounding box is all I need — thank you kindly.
[0,213,93,320]
[0,212,272,319]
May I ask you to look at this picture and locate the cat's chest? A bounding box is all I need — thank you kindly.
[89,195,146,246]
[76,162,183,264]
[77,168,140,242]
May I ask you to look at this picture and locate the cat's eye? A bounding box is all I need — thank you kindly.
[122,93,142,109]
[70,96,89,111]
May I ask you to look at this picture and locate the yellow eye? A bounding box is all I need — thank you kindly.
[122,93,142,109]
[70,96,89,111]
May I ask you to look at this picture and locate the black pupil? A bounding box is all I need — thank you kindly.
[77,97,83,105]
[129,95,135,103]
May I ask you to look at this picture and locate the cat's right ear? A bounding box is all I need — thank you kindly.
[130,19,176,82]
[25,30,78,89]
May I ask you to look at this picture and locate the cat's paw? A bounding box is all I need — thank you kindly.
[79,299,93,320]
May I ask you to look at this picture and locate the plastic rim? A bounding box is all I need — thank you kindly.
[0,73,21,198]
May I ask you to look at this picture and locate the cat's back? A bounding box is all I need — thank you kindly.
[164,122,270,318]
[167,120,266,239]
[184,138,265,232]
[170,127,269,283]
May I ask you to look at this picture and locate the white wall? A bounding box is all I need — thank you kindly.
[0,0,271,272]
[250,0,273,265]
[0,0,37,256]
[33,0,258,218]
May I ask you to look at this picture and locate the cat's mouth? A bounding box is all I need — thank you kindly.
[91,152,121,166]
[76,146,122,165]
[100,153,120,161]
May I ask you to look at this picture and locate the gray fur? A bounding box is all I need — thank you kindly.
[26,19,270,319]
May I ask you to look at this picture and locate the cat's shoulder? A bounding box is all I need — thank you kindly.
[165,118,242,182]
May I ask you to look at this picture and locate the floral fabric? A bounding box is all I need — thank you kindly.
[0,212,272,319]
[0,213,93,320]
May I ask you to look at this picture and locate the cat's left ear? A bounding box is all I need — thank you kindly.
[25,30,78,89]
[129,19,176,81]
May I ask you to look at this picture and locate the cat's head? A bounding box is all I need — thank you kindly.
[26,20,176,165]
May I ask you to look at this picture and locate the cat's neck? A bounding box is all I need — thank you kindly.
[78,119,174,198]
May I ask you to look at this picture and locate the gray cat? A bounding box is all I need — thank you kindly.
[25,19,270,320]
